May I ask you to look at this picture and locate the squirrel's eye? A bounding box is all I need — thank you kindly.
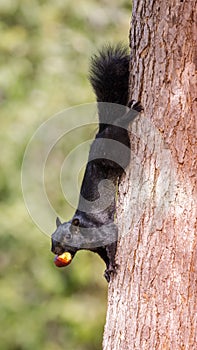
[72,218,80,226]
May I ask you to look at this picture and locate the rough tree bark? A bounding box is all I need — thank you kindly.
[103,1,196,349]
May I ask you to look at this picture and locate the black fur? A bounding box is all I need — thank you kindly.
[89,44,129,105]
[51,45,143,282]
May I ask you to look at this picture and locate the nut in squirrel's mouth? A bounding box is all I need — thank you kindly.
[54,252,72,267]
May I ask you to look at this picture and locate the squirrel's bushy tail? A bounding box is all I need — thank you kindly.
[89,44,129,107]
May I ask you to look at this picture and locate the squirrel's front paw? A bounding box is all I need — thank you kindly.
[104,263,119,282]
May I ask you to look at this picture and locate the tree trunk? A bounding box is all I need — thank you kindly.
[103,1,196,349]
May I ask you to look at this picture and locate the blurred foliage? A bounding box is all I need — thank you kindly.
[0,0,131,349]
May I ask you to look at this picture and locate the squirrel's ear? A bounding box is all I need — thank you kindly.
[71,218,80,227]
[56,217,62,227]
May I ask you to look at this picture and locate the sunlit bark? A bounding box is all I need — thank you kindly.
[103,1,196,349]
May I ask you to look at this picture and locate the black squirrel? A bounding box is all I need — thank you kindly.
[51,45,143,282]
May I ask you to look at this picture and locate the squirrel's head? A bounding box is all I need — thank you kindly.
[51,217,81,266]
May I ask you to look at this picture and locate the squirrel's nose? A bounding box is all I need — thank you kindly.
[51,238,64,255]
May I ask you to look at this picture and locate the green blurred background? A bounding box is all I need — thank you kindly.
[0,1,131,349]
